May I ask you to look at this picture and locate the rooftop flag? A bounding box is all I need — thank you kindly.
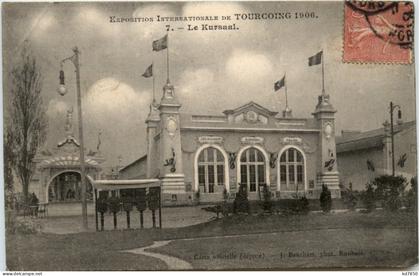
[152,34,168,51]
[274,75,285,92]
[142,64,153,78]
[308,50,323,66]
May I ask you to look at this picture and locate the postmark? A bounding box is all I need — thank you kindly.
[343,1,413,64]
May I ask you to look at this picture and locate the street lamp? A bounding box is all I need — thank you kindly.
[389,101,402,177]
[58,47,88,230]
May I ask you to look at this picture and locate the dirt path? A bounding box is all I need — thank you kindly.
[123,240,193,270]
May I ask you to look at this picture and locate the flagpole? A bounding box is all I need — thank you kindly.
[285,73,289,109]
[166,33,170,83]
[321,49,325,95]
[152,62,155,102]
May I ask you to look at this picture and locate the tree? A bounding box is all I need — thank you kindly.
[320,184,332,213]
[4,129,15,210]
[7,43,47,203]
[233,184,250,214]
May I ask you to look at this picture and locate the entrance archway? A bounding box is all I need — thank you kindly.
[47,171,93,203]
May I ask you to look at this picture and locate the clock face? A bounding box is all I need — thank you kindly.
[166,117,177,136]
[246,111,258,123]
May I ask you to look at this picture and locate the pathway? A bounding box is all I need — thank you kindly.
[123,240,193,270]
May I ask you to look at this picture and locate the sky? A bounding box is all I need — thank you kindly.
[2,2,416,168]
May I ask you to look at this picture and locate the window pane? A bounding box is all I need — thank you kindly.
[288,165,295,183]
[297,165,303,183]
[198,166,205,185]
[208,166,214,183]
[207,148,214,162]
[296,151,302,162]
[240,152,246,162]
[250,166,256,192]
[257,151,264,162]
[208,166,215,193]
[208,183,214,193]
[258,165,265,184]
[199,153,205,162]
[280,165,287,182]
[217,165,224,185]
[240,165,247,185]
[280,152,286,162]
[216,150,224,162]
[288,149,295,162]
[249,149,256,162]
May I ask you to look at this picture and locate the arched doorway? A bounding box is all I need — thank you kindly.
[238,147,267,192]
[48,171,93,203]
[278,146,306,192]
[195,146,228,194]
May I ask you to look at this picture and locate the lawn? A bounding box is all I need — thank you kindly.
[150,227,417,270]
[6,230,167,271]
[6,210,418,270]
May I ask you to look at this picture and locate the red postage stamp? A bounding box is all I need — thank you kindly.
[343,1,413,64]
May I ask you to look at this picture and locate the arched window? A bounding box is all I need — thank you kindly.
[279,148,304,187]
[197,147,225,193]
[239,148,266,192]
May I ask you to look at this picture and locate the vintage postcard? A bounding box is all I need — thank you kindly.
[2,0,417,271]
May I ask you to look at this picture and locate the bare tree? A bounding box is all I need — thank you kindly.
[4,128,15,209]
[7,43,47,203]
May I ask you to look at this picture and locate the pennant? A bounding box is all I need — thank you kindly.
[274,75,285,92]
[397,153,407,168]
[142,64,153,78]
[152,35,168,51]
[308,50,323,66]
[367,160,375,171]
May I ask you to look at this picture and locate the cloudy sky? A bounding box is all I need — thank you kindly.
[3,2,416,168]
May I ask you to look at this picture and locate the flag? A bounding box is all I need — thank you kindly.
[274,75,285,92]
[142,64,153,78]
[324,158,335,171]
[152,34,168,51]
[308,50,323,66]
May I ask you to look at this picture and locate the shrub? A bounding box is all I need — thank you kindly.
[108,196,121,214]
[136,189,147,212]
[5,190,16,211]
[297,196,310,214]
[148,187,160,211]
[122,197,133,213]
[96,196,108,214]
[362,183,376,212]
[6,211,42,235]
[320,184,332,213]
[260,185,273,213]
[342,188,357,210]
[233,184,250,214]
[223,188,229,201]
[405,176,417,212]
[275,197,309,215]
[372,175,406,211]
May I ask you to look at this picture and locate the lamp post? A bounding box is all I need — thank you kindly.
[389,101,402,177]
[58,47,88,230]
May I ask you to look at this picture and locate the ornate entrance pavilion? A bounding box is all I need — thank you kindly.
[33,108,105,204]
